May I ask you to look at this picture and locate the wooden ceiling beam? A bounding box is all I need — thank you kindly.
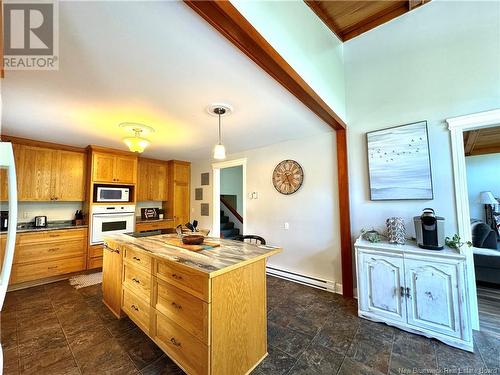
[469,145,500,156]
[464,130,479,156]
[184,0,346,131]
[304,1,345,41]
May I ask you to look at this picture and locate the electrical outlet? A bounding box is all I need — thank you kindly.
[284,222,289,230]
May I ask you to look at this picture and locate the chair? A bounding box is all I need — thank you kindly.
[233,235,266,245]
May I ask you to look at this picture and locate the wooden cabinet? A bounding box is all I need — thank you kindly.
[355,237,472,352]
[102,244,124,318]
[167,161,190,226]
[135,220,174,232]
[92,152,137,184]
[137,158,168,201]
[1,144,86,202]
[9,228,87,285]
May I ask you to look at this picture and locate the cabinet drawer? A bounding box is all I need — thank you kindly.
[123,262,151,303]
[122,286,150,334]
[154,311,208,375]
[89,245,103,258]
[155,278,209,343]
[155,260,209,302]
[15,239,85,264]
[88,256,103,269]
[124,248,152,271]
[18,228,86,245]
[135,221,174,232]
[10,256,85,284]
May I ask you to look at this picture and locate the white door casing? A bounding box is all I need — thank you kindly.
[359,252,406,323]
[447,108,500,331]
[404,259,462,339]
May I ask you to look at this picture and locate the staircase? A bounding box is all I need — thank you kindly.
[220,210,240,239]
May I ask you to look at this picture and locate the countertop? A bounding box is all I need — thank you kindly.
[0,221,88,234]
[104,233,282,277]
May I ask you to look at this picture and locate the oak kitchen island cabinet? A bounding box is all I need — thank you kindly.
[102,233,282,375]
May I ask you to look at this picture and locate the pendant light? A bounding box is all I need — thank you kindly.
[119,123,155,153]
[213,107,226,160]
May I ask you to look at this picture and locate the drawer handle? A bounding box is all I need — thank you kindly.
[171,273,183,280]
[48,266,58,269]
[48,247,60,252]
[133,256,141,262]
[49,234,60,238]
[170,337,181,347]
[131,304,139,311]
[132,278,140,284]
[171,302,182,310]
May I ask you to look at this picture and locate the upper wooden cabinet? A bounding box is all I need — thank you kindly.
[167,161,191,226]
[137,158,168,201]
[1,144,86,202]
[92,151,137,184]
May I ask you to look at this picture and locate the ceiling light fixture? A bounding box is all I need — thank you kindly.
[208,104,232,160]
[119,122,155,153]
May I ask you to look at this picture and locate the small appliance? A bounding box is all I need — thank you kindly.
[96,186,130,202]
[140,208,159,220]
[0,211,8,231]
[34,216,47,228]
[91,205,135,244]
[413,208,445,250]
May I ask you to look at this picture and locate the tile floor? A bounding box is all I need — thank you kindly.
[1,276,499,374]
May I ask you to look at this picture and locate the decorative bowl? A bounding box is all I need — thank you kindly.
[182,234,205,245]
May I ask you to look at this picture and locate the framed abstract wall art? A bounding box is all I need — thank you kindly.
[367,121,433,200]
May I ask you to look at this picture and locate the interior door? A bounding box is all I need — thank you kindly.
[404,258,462,338]
[359,251,406,323]
[173,183,189,226]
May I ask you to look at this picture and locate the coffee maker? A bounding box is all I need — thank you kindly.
[413,208,445,250]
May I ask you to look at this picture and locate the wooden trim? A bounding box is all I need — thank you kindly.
[468,145,500,156]
[336,129,353,297]
[0,134,87,153]
[342,3,408,41]
[220,196,243,224]
[87,144,139,157]
[304,1,344,41]
[184,0,346,131]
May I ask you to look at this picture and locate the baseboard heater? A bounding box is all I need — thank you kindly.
[266,266,338,294]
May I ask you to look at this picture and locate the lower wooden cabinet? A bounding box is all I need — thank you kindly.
[88,244,103,269]
[7,228,87,285]
[355,237,473,352]
[135,220,175,232]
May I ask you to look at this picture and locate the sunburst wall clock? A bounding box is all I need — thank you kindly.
[272,160,304,195]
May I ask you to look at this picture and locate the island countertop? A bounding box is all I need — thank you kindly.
[103,233,282,277]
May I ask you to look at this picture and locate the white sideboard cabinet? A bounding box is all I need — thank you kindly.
[355,237,473,352]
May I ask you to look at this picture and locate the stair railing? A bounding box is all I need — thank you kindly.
[220,196,243,223]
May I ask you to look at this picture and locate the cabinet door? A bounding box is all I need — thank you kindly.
[173,183,189,226]
[404,258,462,338]
[114,156,137,184]
[18,146,57,201]
[136,160,150,201]
[358,251,406,323]
[55,151,86,201]
[150,163,167,201]
[173,163,190,184]
[102,246,123,318]
[93,152,115,183]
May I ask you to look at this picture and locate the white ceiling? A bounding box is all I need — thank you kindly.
[1,1,331,161]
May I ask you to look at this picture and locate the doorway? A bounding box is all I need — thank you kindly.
[212,158,246,238]
[447,108,500,331]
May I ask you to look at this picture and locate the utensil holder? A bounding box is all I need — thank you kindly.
[386,217,406,244]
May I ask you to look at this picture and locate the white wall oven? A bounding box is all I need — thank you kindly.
[91,205,135,245]
[96,186,130,202]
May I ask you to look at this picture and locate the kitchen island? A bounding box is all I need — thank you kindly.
[102,233,282,375]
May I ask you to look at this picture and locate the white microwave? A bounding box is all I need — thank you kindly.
[96,187,130,202]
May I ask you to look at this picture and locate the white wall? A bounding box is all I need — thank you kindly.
[190,132,342,286]
[344,1,500,239]
[466,153,500,221]
[135,201,162,218]
[220,165,243,215]
[0,202,83,223]
[232,0,346,121]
